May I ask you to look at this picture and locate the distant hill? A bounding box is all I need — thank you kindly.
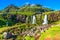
[18,4,53,15]
[2,4,19,14]
[1,4,53,15]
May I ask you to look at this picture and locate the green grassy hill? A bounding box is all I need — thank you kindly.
[1,4,53,15]
[39,25,60,40]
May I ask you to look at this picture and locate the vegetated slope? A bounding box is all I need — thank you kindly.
[2,4,19,14]
[18,4,53,16]
[39,25,60,40]
[1,4,53,15]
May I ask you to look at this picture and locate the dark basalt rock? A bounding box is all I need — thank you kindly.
[16,15,27,23]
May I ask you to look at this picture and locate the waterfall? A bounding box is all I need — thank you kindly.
[43,14,48,25]
[26,17,28,23]
[32,15,36,24]
[31,16,33,23]
[6,21,8,26]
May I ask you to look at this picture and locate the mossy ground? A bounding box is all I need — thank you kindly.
[39,25,60,40]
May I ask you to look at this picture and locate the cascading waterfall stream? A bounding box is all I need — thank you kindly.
[43,14,48,25]
[32,15,36,24]
[26,17,28,23]
[31,16,33,23]
[6,21,8,26]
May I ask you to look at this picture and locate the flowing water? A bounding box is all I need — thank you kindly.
[26,17,28,23]
[6,21,8,26]
[43,14,48,25]
[32,15,36,24]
